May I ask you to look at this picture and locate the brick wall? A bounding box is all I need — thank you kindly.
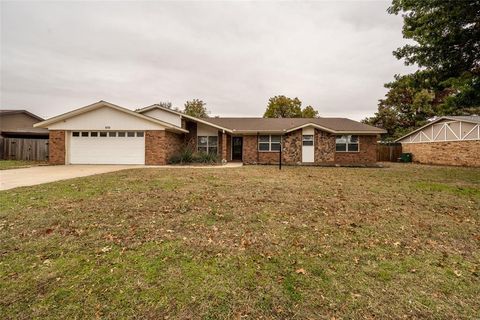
[243,134,290,164]
[314,129,335,163]
[241,131,378,165]
[165,131,184,163]
[49,130,65,165]
[283,130,302,164]
[402,140,480,167]
[243,135,258,164]
[145,130,184,165]
[334,135,377,164]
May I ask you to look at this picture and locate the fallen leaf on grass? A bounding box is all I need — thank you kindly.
[295,268,306,275]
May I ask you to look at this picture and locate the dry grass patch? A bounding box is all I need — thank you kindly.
[0,160,47,170]
[1,164,479,319]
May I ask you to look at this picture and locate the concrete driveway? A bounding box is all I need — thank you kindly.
[0,165,140,191]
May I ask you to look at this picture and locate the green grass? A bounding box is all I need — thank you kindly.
[1,163,479,319]
[0,160,47,170]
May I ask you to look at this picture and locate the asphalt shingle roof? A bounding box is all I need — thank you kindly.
[202,117,385,133]
[444,115,480,123]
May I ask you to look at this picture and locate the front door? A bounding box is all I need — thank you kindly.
[232,137,243,161]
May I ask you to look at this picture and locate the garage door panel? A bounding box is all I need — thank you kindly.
[70,131,145,164]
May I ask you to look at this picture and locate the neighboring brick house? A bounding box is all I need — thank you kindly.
[396,116,480,167]
[34,100,385,165]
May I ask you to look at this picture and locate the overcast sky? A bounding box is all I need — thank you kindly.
[1,1,415,120]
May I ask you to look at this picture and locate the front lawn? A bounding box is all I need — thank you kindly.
[1,164,479,319]
[0,160,47,170]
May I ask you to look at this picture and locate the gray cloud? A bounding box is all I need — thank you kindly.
[1,1,415,120]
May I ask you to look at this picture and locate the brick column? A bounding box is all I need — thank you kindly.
[49,130,66,165]
[145,130,166,165]
[221,132,227,163]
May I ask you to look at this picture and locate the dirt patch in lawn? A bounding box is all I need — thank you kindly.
[0,164,479,319]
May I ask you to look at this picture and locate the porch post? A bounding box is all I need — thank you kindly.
[221,131,227,163]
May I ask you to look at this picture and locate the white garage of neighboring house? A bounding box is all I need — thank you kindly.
[395,115,480,167]
[34,101,188,165]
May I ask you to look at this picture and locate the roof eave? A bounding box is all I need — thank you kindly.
[285,123,385,134]
[137,104,233,133]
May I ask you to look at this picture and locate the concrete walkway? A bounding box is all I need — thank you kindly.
[0,163,243,191]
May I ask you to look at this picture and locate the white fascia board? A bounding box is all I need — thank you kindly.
[286,123,385,135]
[285,123,336,133]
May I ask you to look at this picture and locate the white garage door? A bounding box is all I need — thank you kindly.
[70,131,145,164]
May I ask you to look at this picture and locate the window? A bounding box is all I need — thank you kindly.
[118,132,126,137]
[336,135,359,152]
[302,135,314,146]
[258,135,281,151]
[197,136,218,154]
[99,132,107,137]
[72,132,80,137]
[127,131,135,137]
[81,132,89,137]
[136,131,144,137]
[90,132,98,137]
[108,132,116,137]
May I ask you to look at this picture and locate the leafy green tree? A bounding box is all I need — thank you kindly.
[184,99,209,118]
[301,105,319,118]
[263,96,319,118]
[366,0,480,140]
[264,96,302,118]
[389,0,479,77]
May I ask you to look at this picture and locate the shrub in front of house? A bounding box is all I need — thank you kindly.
[168,148,219,165]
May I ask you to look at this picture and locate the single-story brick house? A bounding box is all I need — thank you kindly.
[395,116,480,167]
[34,100,386,165]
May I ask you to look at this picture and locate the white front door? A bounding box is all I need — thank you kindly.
[69,131,145,164]
[302,127,314,163]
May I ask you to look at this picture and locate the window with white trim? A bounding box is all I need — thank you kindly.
[302,135,314,146]
[198,136,218,154]
[336,135,359,152]
[258,135,281,151]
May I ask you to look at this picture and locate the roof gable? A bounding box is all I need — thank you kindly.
[34,101,187,133]
[0,110,44,121]
[136,104,233,133]
[395,116,480,142]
